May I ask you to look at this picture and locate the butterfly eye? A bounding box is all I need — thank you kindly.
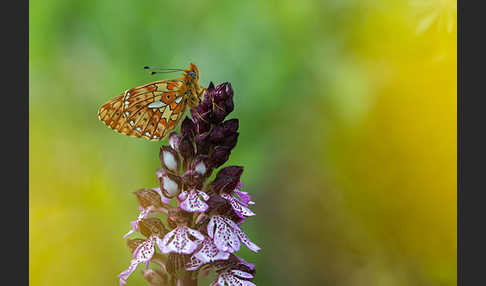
[188,71,196,79]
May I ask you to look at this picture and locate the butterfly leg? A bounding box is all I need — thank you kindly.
[211,98,225,112]
[198,87,207,100]
[191,107,208,123]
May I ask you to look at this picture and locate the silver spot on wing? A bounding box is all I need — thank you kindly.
[147,101,167,108]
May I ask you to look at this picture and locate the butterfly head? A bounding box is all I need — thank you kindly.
[183,63,204,106]
[184,63,200,81]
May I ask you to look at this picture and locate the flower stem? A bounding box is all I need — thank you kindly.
[182,271,197,286]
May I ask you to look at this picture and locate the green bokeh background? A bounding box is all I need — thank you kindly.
[29,0,457,285]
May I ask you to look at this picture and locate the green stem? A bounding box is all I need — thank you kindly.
[181,271,197,286]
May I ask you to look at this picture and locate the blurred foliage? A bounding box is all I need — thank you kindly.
[30,0,456,285]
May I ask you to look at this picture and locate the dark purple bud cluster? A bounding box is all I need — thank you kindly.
[189,82,239,168]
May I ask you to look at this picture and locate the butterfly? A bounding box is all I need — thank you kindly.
[98,63,205,141]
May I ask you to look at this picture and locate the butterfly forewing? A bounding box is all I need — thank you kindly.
[121,80,183,112]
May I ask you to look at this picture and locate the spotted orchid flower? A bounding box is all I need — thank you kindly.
[234,182,255,205]
[123,206,153,239]
[210,255,256,286]
[220,191,255,219]
[210,167,256,219]
[212,269,256,286]
[207,215,260,253]
[158,225,205,254]
[178,189,210,212]
[118,236,162,286]
[186,237,231,271]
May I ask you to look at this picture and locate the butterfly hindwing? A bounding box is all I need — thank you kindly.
[98,81,189,141]
[98,94,125,129]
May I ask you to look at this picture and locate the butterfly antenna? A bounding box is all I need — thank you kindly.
[144,66,185,71]
[144,66,186,76]
[148,70,185,76]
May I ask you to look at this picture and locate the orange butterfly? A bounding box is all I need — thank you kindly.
[98,63,205,141]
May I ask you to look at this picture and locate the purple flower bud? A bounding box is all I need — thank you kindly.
[139,217,168,238]
[209,146,231,168]
[180,117,196,139]
[214,83,227,100]
[201,82,235,124]
[191,96,212,132]
[167,208,193,227]
[142,269,168,286]
[196,132,211,155]
[126,238,145,254]
[181,169,204,189]
[191,155,212,178]
[222,119,239,134]
[179,136,195,161]
[206,82,216,99]
[225,82,233,97]
[206,195,232,216]
[159,146,180,173]
[209,124,225,143]
[212,106,228,124]
[224,96,234,115]
[211,166,244,194]
[220,132,239,150]
[134,188,167,209]
[195,98,212,114]
[192,110,211,134]
[157,169,181,198]
[168,132,181,152]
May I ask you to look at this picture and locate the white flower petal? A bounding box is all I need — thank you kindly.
[118,237,156,285]
[193,238,230,265]
[152,187,172,204]
[163,151,178,171]
[179,190,209,212]
[187,228,205,241]
[212,216,240,253]
[231,270,254,279]
[207,215,216,238]
[223,217,260,253]
[159,226,202,254]
[195,161,207,175]
[163,176,179,197]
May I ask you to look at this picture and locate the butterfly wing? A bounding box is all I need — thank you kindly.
[98,94,125,130]
[98,79,188,141]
